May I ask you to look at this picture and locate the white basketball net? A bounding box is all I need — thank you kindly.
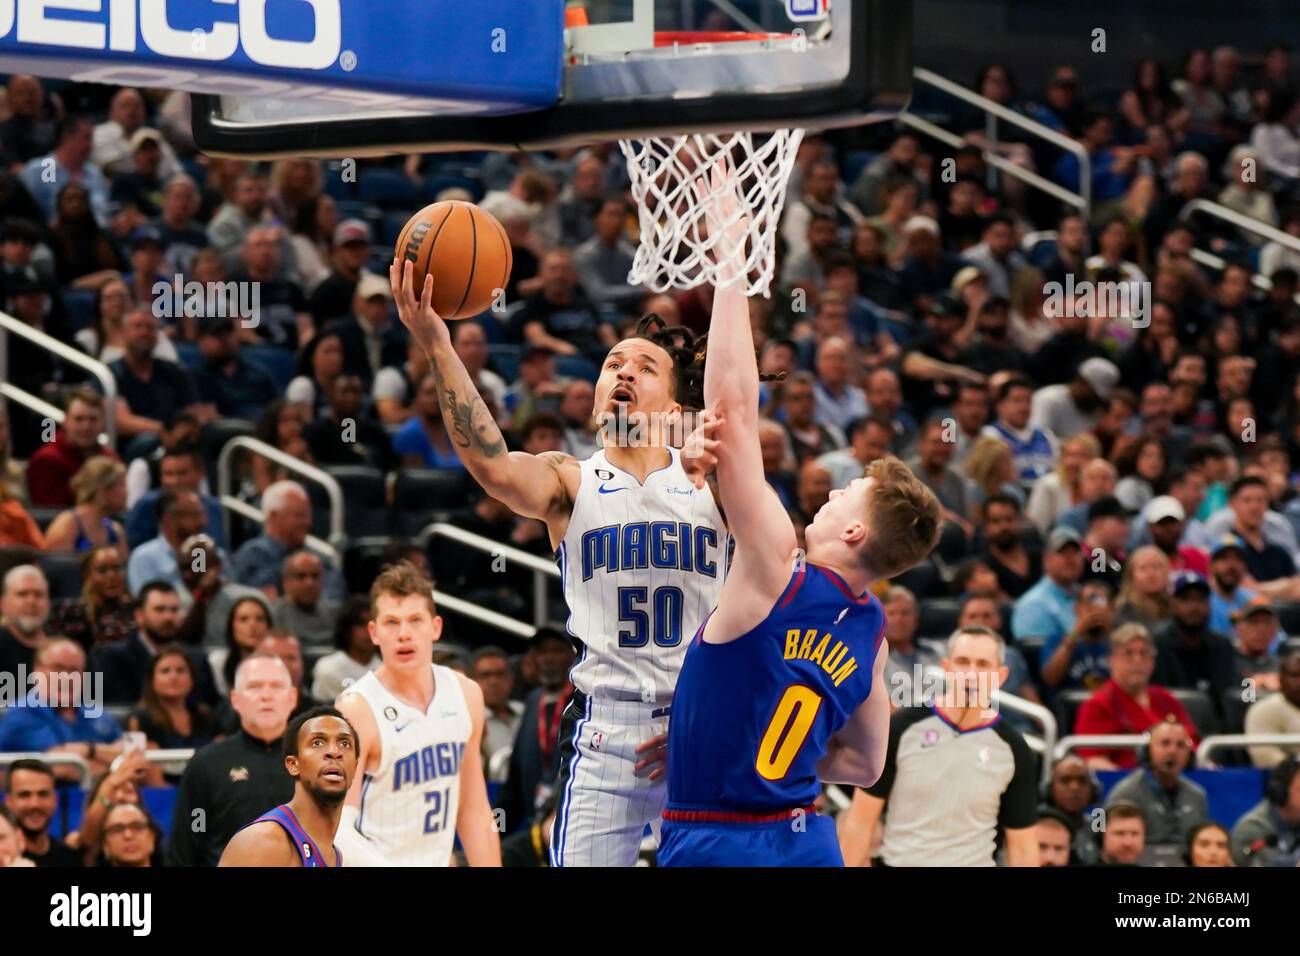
[620,129,806,298]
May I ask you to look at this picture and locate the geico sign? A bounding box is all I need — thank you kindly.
[0,0,342,70]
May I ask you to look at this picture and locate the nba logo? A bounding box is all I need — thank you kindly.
[785,0,827,21]
[922,730,939,747]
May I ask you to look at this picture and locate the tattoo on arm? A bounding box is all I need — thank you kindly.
[431,358,506,458]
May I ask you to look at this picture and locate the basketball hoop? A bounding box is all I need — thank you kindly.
[619,32,806,298]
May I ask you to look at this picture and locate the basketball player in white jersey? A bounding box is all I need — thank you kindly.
[391,257,731,866]
[334,561,500,866]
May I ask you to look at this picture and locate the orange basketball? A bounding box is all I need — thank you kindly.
[394,200,513,320]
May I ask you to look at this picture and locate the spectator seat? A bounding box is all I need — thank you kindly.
[392,469,467,536]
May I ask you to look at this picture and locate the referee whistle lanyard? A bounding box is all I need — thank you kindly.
[538,685,573,766]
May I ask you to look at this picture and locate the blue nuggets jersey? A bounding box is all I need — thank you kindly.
[666,562,886,814]
[247,804,341,867]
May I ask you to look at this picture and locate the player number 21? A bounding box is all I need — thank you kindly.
[755,685,823,780]
[616,586,684,647]
[424,787,452,834]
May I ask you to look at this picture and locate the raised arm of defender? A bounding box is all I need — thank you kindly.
[391,259,578,528]
[700,168,798,592]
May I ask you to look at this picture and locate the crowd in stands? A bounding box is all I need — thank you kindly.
[3,35,1300,866]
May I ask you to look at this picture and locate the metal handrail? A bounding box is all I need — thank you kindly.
[1188,247,1300,304]
[1196,734,1300,768]
[909,67,1092,221]
[216,436,346,549]
[487,746,513,781]
[1054,733,1149,761]
[0,311,117,445]
[432,588,540,638]
[993,691,1058,784]
[0,752,92,788]
[419,521,560,630]
[1180,198,1300,251]
[219,495,339,564]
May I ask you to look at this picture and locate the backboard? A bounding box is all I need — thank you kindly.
[192,0,912,158]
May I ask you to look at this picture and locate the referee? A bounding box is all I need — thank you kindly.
[167,654,297,866]
[839,627,1039,866]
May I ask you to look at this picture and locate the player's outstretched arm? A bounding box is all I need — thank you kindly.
[699,165,796,571]
[218,822,297,867]
[454,675,502,866]
[391,259,574,523]
[817,641,891,788]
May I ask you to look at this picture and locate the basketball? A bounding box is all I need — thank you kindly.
[394,200,513,320]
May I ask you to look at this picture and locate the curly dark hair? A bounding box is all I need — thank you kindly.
[631,313,783,411]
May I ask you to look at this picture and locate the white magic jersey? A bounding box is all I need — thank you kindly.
[346,664,471,866]
[557,447,730,705]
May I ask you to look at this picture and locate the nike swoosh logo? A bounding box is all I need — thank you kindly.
[395,722,412,733]
[599,484,627,494]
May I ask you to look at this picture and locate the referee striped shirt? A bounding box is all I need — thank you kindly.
[865,705,1037,867]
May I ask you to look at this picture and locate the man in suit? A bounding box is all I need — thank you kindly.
[92,581,214,705]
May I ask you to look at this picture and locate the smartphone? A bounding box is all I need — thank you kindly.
[123,732,147,755]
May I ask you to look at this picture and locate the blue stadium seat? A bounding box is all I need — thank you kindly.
[358,168,420,209]
[36,552,82,601]
[63,288,97,333]
[393,469,467,536]
[323,465,389,539]
[323,162,357,200]
[554,354,599,382]
[29,508,61,531]
[242,344,296,391]
[917,598,961,640]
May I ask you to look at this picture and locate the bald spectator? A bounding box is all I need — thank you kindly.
[1105,719,1209,848]
[0,638,127,780]
[229,224,311,349]
[812,336,868,434]
[818,414,892,491]
[271,550,342,652]
[26,388,118,508]
[758,418,797,512]
[0,565,50,677]
[256,630,319,715]
[1041,755,1101,864]
[126,489,213,593]
[1075,624,1200,770]
[1053,459,1118,536]
[230,481,345,601]
[1031,358,1121,440]
[93,87,180,179]
[20,116,111,226]
[781,371,844,463]
[1244,652,1300,768]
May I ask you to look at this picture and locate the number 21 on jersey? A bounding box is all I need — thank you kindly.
[755,685,823,780]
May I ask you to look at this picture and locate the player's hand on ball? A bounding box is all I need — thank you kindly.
[634,733,669,781]
[681,408,724,490]
[390,258,450,351]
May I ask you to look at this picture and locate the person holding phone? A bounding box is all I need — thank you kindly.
[1041,580,1116,692]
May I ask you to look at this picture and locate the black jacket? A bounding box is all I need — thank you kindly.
[1151,621,1238,723]
[165,728,294,867]
[324,314,408,385]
